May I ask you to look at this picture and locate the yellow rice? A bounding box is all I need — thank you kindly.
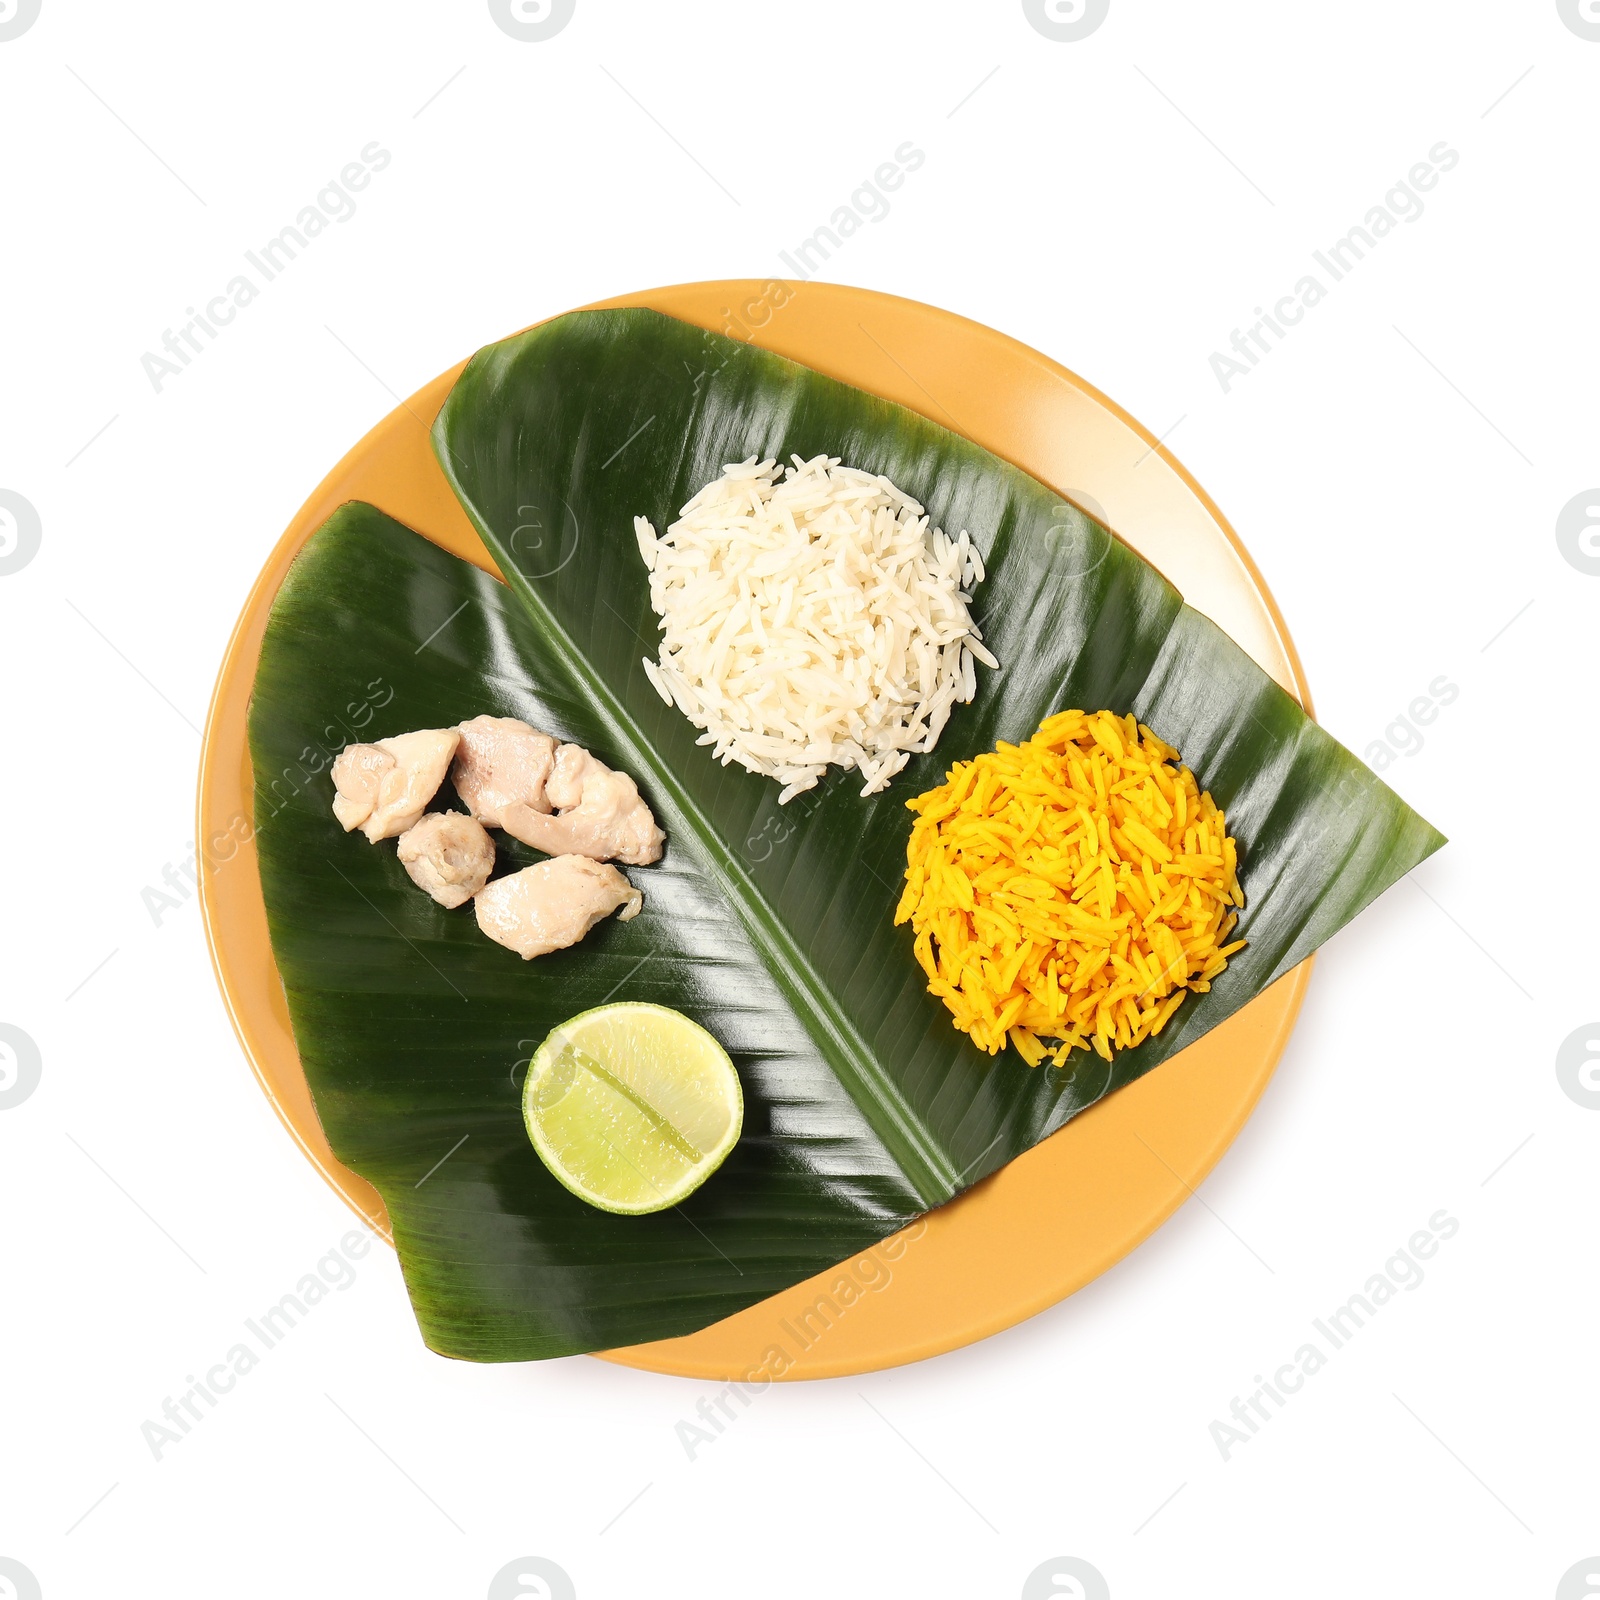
[894,709,1245,1066]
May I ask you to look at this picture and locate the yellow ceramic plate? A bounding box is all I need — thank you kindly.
[198,281,1312,1380]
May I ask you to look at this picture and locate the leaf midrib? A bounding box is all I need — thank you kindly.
[439,436,961,1208]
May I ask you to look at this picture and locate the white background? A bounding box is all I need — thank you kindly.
[2,2,1595,1597]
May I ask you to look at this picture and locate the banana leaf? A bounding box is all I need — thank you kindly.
[249,309,1443,1362]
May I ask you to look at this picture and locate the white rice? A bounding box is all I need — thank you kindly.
[636,454,997,803]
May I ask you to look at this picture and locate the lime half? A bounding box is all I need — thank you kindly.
[522,1003,743,1215]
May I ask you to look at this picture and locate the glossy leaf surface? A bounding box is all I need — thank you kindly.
[249,311,1443,1360]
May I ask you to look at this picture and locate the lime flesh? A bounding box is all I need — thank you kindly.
[522,1003,742,1214]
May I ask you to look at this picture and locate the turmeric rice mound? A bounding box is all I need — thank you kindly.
[895,709,1245,1066]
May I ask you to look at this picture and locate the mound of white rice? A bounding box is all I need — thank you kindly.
[635,454,997,804]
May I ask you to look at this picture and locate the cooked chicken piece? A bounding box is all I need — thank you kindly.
[502,743,666,866]
[474,855,642,960]
[545,743,609,812]
[330,743,395,832]
[451,715,557,827]
[396,813,495,909]
[332,728,460,842]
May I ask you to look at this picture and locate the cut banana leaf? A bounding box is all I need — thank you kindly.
[249,310,1443,1362]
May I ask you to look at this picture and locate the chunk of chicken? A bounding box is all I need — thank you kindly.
[474,856,642,960]
[545,743,608,812]
[451,715,557,828]
[396,812,495,909]
[331,729,460,841]
[502,743,666,866]
[330,743,394,832]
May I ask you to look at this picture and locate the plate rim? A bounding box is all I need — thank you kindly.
[197,279,1313,1379]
